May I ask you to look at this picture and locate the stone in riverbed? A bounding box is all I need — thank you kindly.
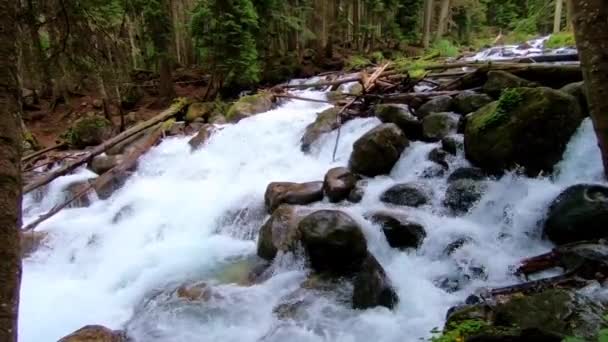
[428,147,449,168]
[367,211,426,249]
[349,123,409,177]
[300,107,340,152]
[323,167,359,203]
[89,154,125,175]
[447,167,487,183]
[380,182,431,207]
[444,179,487,215]
[416,95,453,118]
[264,181,324,213]
[226,93,274,122]
[185,102,214,122]
[298,210,368,275]
[58,325,128,342]
[422,112,459,141]
[482,70,538,97]
[374,103,423,140]
[543,184,608,245]
[347,180,367,203]
[441,135,463,155]
[63,116,113,149]
[353,254,399,310]
[453,90,493,115]
[257,205,308,260]
[187,124,216,150]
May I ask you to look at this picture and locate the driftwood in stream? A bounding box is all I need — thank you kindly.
[22,124,165,231]
[21,142,66,163]
[23,98,189,194]
[375,91,461,104]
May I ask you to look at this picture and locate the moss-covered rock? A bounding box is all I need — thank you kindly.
[349,123,409,176]
[185,102,214,122]
[560,81,589,115]
[464,87,584,175]
[63,116,113,149]
[453,90,493,115]
[422,112,459,141]
[301,107,340,152]
[226,93,274,122]
[22,127,40,154]
[482,71,538,97]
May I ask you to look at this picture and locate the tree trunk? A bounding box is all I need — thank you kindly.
[436,0,450,40]
[554,0,564,33]
[159,55,175,100]
[422,0,434,49]
[566,0,574,30]
[0,0,23,341]
[572,0,608,179]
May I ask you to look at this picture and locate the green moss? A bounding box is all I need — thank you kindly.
[477,88,523,132]
[370,51,385,63]
[431,319,490,342]
[546,32,576,49]
[345,55,372,71]
[393,57,432,79]
[226,93,273,121]
[429,39,460,58]
[62,115,112,148]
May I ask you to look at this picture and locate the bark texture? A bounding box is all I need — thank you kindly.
[572,0,608,179]
[0,0,23,340]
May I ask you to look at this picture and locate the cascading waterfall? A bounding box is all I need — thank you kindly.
[20,86,605,342]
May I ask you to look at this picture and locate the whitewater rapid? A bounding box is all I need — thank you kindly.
[20,89,605,342]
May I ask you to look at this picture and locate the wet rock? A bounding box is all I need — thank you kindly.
[257,205,307,260]
[368,211,426,249]
[560,81,588,115]
[20,231,48,257]
[422,112,459,142]
[380,182,431,207]
[63,116,113,149]
[347,180,367,203]
[323,167,359,203]
[446,289,608,341]
[443,237,473,256]
[543,184,608,245]
[417,95,453,118]
[298,210,367,275]
[441,135,463,155]
[421,165,446,179]
[300,107,340,152]
[95,172,133,200]
[349,123,409,177]
[264,181,324,213]
[89,154,124,175]
[175,281,216,302]
[482,71,538,97]
[465,87,584,175]
[447,167,487,183]
[444,179,487,214]
[353,254,399,310]
[453,90,493,114]
[185,102,214,122]
[209,115,227,124]
[65,180,92,208]
[428,147,449,168]
[374,104,423,140]
[187,124,216,150]
[226,93,274,122]
[58,325,128,342]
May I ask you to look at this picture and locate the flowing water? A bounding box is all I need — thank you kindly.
[20,87,605,342]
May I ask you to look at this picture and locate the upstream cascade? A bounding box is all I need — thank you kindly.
[20,82,606,341]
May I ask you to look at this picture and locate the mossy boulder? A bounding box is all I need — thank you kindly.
[64,116,113,149]
[464,87,585,176]
[22,128,41,154]
[375,103,423,140]
[417,95,453,118]
[482,71,538,97]
[446,289,608,341]
[543,184,608,245]
[185,102,214,122]
[349,123,409,177]
[226,93,274,122]
[453,90,493,114]
[560,81,589,115]
[301,107,340,152]
[422,112,459,142]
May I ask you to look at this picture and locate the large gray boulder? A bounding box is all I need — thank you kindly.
[264,181,324,213]
[482,70,537,97]
[301,107,340,152]
[353,254,399,310]
[323,167,359,203]
[422,112,459,141]
[380,182,431,207]
[375,104,422,140]
[257,205,308,260]
[453,90,493,114]
[349,123,408,177]
[417,95,453,118]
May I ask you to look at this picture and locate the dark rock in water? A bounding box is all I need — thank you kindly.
[347,180,367,203]
[428,147,449,168]
[417,95,453,118]
[420,164,446,179]
[301,107,340,152]
[444,179,487,214]
[447,167,487,183]
[458,113,469,134]
[465,87,584,176]
[226,93,274,122]
[298,210,368,275]
[65,180,92,208]
[441,135,463,155]
[264,181,324,213]
[375,104,423,140]
[20,231,48,258]
[446,289,608,341]
[188,124,216,150]
[58,325,128,342]
[349,123,409,177]
[368,211,426,249]
[443,237,473,256]
[323,167,359,203]
[95,171,133,200]
[257,205,307,260]
[560,81,588,115]
[543,184,608,245]
[380,182,431,207]
[422,112,459,141]
[482,71,538,97]
[453,90,493,114]
[89,154,125,175]
[353,254,399,310]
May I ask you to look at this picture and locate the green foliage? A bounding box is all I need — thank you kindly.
[430,319,489,342]
[429,39,460,58]
[481,88,522,131]
[191,0,261,86]
[345,55,372,71]
[546,32,576,48]
[393,57,431,78]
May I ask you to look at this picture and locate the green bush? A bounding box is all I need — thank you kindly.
[430,39,459,57]
[345,55,372,71]
[546,32,576,48]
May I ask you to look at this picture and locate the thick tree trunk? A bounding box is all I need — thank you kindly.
[436,0,451,40]
[0,0,23,341]
[554,0,563,33]
[566,0,574,30]
[422,0,434,49]
[159,55,175,100]
[572,0,608,179]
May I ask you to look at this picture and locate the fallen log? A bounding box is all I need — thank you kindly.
[21,142,66,163]
[23,98,189,194]
[374,90,461,104]
[275,94,332,104]
[22,124,165,231]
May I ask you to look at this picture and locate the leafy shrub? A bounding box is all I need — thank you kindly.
[546,32,576,48]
